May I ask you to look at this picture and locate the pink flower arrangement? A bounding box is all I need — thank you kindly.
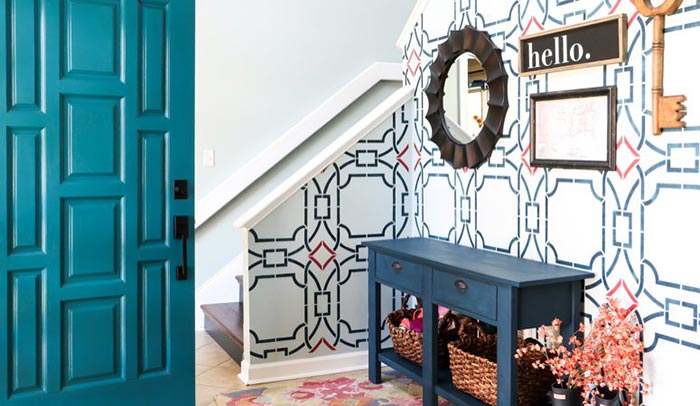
[515,318,587,390]
[515,299,649,405]
[580,299,649,403]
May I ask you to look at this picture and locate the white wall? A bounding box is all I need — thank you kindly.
[404,0,700,404]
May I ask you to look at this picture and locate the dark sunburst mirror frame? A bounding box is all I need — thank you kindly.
[425,26,509,169]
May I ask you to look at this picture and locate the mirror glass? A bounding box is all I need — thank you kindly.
[442,52,489,144]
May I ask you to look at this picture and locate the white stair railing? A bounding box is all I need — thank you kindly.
[234,84,413,229]
[195,62,405,228]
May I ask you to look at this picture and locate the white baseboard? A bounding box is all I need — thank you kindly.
[238,350,369,385]
[195,254,243,331]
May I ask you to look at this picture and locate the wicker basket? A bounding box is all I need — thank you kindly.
[447,321,553,406]
[385,295,458,368]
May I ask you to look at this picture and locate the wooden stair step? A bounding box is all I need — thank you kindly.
[201,302,243,364]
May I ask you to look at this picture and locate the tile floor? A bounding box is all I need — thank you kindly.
[195,331,242,406]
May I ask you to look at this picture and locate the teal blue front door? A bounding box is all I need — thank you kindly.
[0,1,195,404]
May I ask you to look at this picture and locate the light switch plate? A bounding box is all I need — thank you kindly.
[203,149,215,167]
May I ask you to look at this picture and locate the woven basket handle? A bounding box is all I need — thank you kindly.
[457,317,486,338]
[437,309,455,331]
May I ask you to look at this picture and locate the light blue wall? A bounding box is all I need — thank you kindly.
[196,81,403,289]
[194,0,416,290]
[195,0,416,198]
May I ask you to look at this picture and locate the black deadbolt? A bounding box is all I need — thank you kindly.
[174,179,188,200]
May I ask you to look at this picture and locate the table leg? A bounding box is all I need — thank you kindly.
[368,253,381,383]
[562,281,583,346]
[422,303,438,406]
[423,269,438,406]
[497,286,518,406]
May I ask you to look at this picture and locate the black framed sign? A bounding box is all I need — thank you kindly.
[519,14,627,76]
[530,86,617,170]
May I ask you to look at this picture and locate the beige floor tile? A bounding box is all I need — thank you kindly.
[195,364,210,377]
[219,359,240,370]
[196,342,230,367]
[195,331,214,350]
[196,362,240,389]
[195,384,226,406]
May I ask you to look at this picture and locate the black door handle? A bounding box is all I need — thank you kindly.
[174,216,189,280]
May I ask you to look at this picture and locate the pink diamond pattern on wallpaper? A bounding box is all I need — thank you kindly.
[309,337,336,354]
[609,0,640,27]
[521,144,537,175]
[406,48,421,77]
[607,279,639,316]
[521,16,544,37]
[308,241,336,271]
[616,135,641,180]
[413,144,422,171]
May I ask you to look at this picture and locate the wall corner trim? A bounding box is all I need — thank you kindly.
[396,0,430,48]
[238,351,369,385]
[195,62,404,229]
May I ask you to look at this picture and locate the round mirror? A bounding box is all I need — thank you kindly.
[442,52,489,144]
[425,26,509,169]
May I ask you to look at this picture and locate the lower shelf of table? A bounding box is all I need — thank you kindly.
[377,348,486,406]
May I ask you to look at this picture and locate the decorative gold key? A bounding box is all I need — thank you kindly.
[632,0,687,135]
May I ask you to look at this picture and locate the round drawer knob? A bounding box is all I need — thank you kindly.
[391,261,403,271]
[454,280,468,290]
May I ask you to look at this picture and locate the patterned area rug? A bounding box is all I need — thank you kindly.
[215,369,451,406]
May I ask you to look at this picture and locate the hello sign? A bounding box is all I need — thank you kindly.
[519,14,628,76]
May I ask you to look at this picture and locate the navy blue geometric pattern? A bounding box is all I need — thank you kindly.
[402,0,700,402]
[245,3,700,399]
[248,109,411,362]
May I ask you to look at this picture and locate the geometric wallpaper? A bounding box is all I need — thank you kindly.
[248,109,411,362]
[247,1,699,402]
[402,1,700,404]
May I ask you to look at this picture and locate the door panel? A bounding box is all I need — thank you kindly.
[0,0,195,404]
[8,128,45,255]
[8,269,45,396]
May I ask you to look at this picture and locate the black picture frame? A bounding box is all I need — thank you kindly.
[530,86,617,170]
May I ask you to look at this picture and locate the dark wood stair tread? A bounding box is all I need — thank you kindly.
[201,302,244,363]
[201,302,243,345]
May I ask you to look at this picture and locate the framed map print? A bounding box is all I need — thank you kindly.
[530,86,617,170]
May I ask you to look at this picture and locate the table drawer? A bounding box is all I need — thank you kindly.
[375,253,425,295]
[433,270,497,321]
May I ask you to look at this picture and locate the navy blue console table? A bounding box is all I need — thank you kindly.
[365,238,594,406]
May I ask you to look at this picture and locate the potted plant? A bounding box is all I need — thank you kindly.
[515,318,586,406]
[581,299,648,406]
